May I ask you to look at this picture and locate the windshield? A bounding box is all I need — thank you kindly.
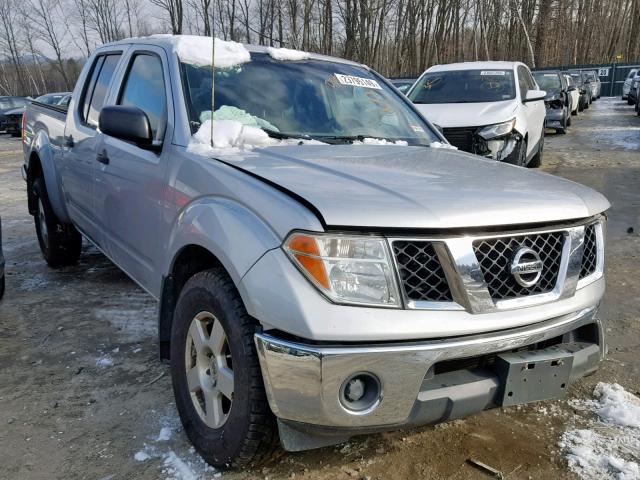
[533,73,561,91]
[408,69,516,104]
[180,53,438,146]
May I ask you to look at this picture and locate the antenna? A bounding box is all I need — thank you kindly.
[210,7,215,148]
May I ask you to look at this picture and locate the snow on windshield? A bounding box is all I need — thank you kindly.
[266,46,310,61]
[152,34,250,68]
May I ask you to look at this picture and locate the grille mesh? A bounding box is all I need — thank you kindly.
[579,224,598,279]
[392,241,453,302]
[442,127,476,152]
[473,232,565,300]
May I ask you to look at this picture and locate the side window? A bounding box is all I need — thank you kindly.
[82,53,122,128]
[517,66,529,100]
[118,53,167,141]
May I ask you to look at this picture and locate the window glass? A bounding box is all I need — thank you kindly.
[11,97,28,108]
[533,72,562,92]
[409,69,515,104]
[517,66,530,99]
[118,54,167,140]
[181,53,439,145]
[81,56,105,121]
[86,54,121,127]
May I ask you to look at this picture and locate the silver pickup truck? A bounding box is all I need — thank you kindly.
[22,35,609,468]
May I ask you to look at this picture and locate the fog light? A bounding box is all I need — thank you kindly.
[339,373,381,413]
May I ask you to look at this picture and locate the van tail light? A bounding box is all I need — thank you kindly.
[21,112,26,142]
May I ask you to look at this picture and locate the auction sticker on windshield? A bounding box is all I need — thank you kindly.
[334,74,382,89]
[480,71,506,76]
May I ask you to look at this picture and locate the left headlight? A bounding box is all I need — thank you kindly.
[283,232,401,307]
[477,118,516,140]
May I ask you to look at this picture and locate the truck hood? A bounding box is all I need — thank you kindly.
[414,100,517,128]
[216,145,609,230]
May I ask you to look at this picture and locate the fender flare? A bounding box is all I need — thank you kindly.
[27,130,71,223]
[158,197,283,359]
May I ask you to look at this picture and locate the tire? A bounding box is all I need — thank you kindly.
[578,99,584,112]
[555,109,567,134]
[567,111,572,126]
[627,99,634,105]
[528,132,543,168]
[0,274,4,300]
[33,178,82,267]
[170,268,278,469]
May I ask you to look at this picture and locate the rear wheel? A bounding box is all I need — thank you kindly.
[170,268,278,468]
[33,178,82,267]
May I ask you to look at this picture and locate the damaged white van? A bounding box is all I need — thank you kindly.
[408,61,547,167]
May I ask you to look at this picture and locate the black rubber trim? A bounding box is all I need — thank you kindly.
[214,157,328,229]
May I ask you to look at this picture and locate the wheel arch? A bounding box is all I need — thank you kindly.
[158,197,283,360]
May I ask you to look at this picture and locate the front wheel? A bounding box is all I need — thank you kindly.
[528,132,543,168]
[170,268,278,468]
[33,178,82,267]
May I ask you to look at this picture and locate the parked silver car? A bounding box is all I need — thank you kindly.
[22,36,610,468]
[622,68,638,103]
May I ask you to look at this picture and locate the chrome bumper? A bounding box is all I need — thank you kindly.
[255,306,603,431]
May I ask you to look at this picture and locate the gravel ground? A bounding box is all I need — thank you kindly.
[0,97,638,480]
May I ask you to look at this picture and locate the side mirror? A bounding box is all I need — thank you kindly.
[523,89,547,103]
[568,85,577,92]
[99,105,156,149]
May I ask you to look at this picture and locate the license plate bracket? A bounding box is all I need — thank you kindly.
[495,348,573,407]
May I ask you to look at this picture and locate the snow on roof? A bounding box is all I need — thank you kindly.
[266,46,310,61]
[150,34,250,68]
[427,61,522,73]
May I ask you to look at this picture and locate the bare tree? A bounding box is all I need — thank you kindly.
[150,0,184,34]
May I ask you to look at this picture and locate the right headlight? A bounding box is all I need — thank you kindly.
[477,118,516,140]
[283,232,401,307]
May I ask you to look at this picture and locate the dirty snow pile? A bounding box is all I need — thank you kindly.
[559,383,640,480]
[429,141,458,150]
[266,46,310,61]
[152,35,250,68]
[134,416,222,480]
[353,137,408,146]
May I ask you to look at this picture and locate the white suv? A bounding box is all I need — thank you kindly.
[407,61,546,167]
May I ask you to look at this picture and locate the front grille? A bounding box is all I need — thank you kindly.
[473,232,565,300]
[392,241,453,302]
[579,224,597,279]
[442,127,476,153]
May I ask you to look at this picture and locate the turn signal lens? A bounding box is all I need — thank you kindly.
[283,233,400,307]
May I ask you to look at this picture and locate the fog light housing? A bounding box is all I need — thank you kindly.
[339,373,382,413]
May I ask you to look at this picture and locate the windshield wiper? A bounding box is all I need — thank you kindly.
[261,128,312,141]
[314,134,400,144]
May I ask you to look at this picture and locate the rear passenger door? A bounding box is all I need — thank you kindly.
[94,46,173,294]
[62,51,123,244]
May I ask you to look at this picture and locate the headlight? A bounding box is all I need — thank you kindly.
[283,232,401,307]
[477,119,516,140]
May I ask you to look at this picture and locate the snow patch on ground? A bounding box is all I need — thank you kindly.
[266,46,310,61]
[94,292,156,342]
[157,426,173,441]
[560,383,640,479]
[152,35,250,68]
[95,355,114,367]
[20,275,50,291]
[134,416,221,479]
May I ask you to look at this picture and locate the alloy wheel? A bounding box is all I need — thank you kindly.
[185,311,234,429]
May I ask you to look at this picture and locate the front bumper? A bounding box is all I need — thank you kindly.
[255,306,603,449]
[544,107,565,128]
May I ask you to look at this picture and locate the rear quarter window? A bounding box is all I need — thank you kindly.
[80,53,122,127]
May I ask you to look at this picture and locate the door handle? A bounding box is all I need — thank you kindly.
[64,135,74,148]
[96,150,109,165]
